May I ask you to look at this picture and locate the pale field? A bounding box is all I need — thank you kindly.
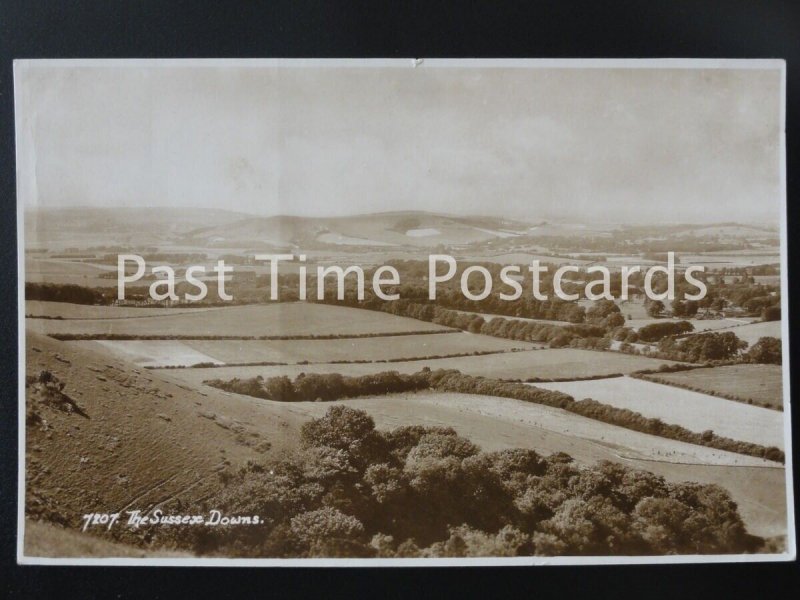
[537,377,785,449]
[271,391,786,537]
[77,333,535,368]
[707,320,782,346]
[162,348,682,388]
[646,364,784,409]
[617,299,653,320]
[26,257,113,276]
[25,302,451,337]
[26,300,216,319]
[678,254,780,268]
[77,340,225,367]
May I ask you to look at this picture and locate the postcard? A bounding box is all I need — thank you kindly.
[15,59,794,565]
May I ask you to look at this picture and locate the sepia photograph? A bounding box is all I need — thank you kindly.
[14,59,794,565]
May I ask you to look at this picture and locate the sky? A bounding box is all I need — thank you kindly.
[15,60,784,224]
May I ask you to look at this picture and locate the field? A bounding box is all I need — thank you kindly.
[641,364,784,409]
[537,377,785,449]
[678,253,780,268]
[25,302,451,337]
[26,300,216,319]
[161,348,683,388]
[74,332,536,368]
[709,320,782,346]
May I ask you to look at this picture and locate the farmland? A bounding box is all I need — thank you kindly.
[22,208,790,556]
[26,330,788,542]
[639,364,784,409]
[159,347,683,387]
[537,376,785,449]
[74,332,536,368]
[708,320,782,346]
[26,302,451,338]
[26,300,216,319]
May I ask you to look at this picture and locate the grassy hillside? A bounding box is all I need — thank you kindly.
[24,330,308,552]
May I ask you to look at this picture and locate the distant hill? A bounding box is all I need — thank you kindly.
[23,206,779,251]
[180,211,534,248]
[25,207,536,249]
[25,207,251,248]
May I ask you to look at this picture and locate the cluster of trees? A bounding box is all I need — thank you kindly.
[656,332,748,363]
[745,337,782,365]
[205,368,784,464]
[206,371,431,402]
[25,282,107,305]
[314,291,614,350]
[425,286,587,323]
[159,406,763,558]
[637,321,694,343]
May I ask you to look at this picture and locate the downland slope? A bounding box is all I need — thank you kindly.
[23,330,306,555]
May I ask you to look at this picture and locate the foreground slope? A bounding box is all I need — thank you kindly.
[24,330,307,553]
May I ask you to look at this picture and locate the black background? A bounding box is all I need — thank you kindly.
[1,1,798,598]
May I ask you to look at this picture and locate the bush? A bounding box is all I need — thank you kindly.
[638,321,694,343]
[746,337,782,365]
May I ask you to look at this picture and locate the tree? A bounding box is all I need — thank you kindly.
[586,299,620,324]
[746,337,782,365]
[672,299,699,318]
[645,300,665,318]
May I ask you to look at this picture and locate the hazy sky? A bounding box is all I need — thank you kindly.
[15,60,784,224]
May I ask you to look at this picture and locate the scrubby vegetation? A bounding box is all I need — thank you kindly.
[744,337,782,365]
[26,282,107,306]
[205,369,784,463]
[25,370,88,424]
[655,332,748,363]
[161,406,763,557]
[637,321,694,343]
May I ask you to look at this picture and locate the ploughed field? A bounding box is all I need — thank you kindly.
[640,364,784,409]
[537,376,785,449]
[73,333,537,368]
